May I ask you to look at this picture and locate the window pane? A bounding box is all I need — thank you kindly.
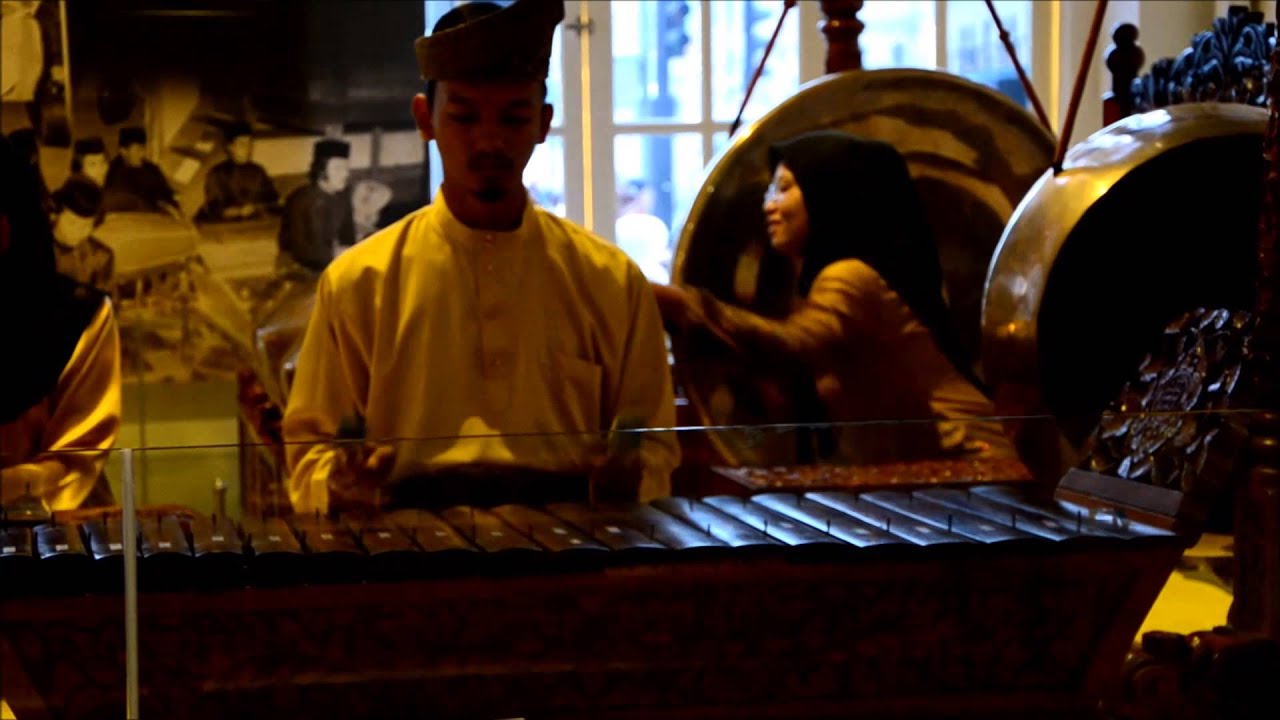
[613,133,704,283]
[526,135,566,216]
[548,22,564,127]
[428,134,565,216]
[612,0,703,124]
[946,0,1032,107]
[712,131,730,157]
[860,1,936,69]
[710,0,800,126]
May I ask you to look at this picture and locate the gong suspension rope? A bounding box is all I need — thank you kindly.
[984,0,1052,133]
[730,0,798,138]
[1055,0,1109,174]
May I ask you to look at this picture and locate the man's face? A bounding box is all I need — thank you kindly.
[228,136,253,165]
[420,79,552,205]
[320,157,350,193]
[53,210,95,247]
[122,143,146,167]
[82,153,108,185]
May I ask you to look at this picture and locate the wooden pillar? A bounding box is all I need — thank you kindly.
[819,0,864,74]
[1231,0,1280,642]
[1102,23,1143,127]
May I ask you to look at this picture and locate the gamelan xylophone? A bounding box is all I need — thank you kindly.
[0,484,1186,720]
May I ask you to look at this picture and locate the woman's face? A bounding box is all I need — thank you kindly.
[762,163,808,258]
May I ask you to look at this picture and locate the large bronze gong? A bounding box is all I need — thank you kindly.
[983,103,1267,452]
[672,68,1055,465]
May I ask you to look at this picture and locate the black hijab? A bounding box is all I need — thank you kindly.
[0,134,105,425]
[768,130,974,384]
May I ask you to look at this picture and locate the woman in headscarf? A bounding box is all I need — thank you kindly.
[0,133,122,510]
[652,130,1012,464]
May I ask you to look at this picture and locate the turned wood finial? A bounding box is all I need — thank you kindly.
[1103,23,1144,125]
[820,0,864,74]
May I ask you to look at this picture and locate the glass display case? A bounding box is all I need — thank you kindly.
[0,405,1244,720]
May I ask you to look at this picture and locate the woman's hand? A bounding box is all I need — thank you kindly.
[650,282,701,333]
[650,283,743,352]
[650,282,686,317]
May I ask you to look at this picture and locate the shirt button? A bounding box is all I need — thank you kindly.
[486,263,495,271]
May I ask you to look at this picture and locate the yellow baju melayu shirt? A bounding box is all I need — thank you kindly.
[0,299,122,510]
[283,191,679,513]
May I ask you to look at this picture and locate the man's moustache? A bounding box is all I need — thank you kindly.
[469,154,514,172]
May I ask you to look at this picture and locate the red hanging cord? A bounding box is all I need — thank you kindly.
[984,0,1052,133]
[1055,0,1110,174]
[730,0,798,137]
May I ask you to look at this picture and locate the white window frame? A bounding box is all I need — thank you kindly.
[569,0,1055,237]
[429,1,1057,236]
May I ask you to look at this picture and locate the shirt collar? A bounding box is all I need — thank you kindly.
[433,187,537,249]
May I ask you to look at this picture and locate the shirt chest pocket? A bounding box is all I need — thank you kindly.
[541,351,605,432]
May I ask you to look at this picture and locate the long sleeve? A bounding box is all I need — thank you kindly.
[336,191,356,247]
[279,190,321,270]
[144,163,177,208]
[287,189,342,271]
[0,300,121,510]
[281,273,370,513]
[692,259,879,365]
[202,164,235,219]
[253,165,280,207]
[609,264,680,500]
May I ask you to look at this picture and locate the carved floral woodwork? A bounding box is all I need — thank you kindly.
[1106,6,1274,126]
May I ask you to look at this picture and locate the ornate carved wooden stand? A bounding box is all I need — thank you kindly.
[1100,4,1280,717]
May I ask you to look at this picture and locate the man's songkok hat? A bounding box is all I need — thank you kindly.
[414,0,564,82]
[118,126,147,147]
[313,138,350,161]
[224,121,253,142]
[73,137,106,156]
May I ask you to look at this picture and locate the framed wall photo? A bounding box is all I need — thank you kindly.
[1,0,72,147]
[4,0,429,386]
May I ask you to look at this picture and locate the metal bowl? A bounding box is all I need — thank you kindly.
[672,68,1055,465]
[982,103,1266,449]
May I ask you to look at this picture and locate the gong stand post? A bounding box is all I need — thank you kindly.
[820,0,864,75]
[984,0,1053,134]
[730,0,798,138]
[1231,0,1280,642]
[1054,0,1109,174]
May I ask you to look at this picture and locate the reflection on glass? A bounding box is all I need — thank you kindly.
[860,1,937,69]
[526,135,566,216]
[612,0,703,124]
[709,0,800,125]
[946,0,1033,107]
[613,133,703,283]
